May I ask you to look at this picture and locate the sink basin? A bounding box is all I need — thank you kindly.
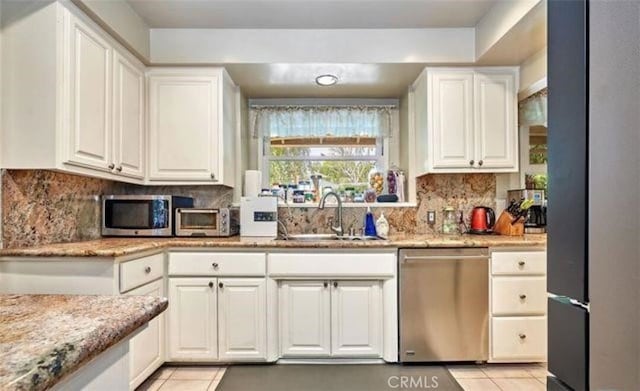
[279,234,383,241]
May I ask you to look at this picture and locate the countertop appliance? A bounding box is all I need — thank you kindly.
[102,195,193,237]
[175,208,239,237]
[399,248,489,362]
[240,196,278,238]
[507,189,547,233]
[469,207,495,234]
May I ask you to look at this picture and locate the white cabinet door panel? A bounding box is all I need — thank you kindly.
[474,72,517,169]
[168,278,218,361]
[66,12,112,171]
[331,281,383,357]
[218,278,267,361]
[279,281,331,357]
[430,71,475,169]
[125,279,164,389]
[148,75,219,181]
[112,52,145,179]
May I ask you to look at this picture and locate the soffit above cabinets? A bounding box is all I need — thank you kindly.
[126,0,498,29]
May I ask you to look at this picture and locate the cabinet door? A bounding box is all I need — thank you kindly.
[218,278,267,361]
[331,281,383,357]
[168,278,218,361]
[125,279,164,389]
[148,74,219,181]
[429,71,475,169]
[279,281,331,357]
[112,52,145,179]
[474,72,518,169]
[65,13,112,171]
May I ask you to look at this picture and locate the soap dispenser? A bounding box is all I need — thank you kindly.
[376,212,389,238]
[364,207,377,237]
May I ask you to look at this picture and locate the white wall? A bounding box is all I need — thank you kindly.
[519,47,547,98]
[475,0,541,60]
[73,0,150,60]
[150,28,475,64]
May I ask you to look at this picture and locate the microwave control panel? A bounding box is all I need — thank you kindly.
[253,211,277,222]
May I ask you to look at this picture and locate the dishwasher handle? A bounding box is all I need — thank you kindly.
[402,255,489,262]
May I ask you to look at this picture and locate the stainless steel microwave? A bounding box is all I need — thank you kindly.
[102,195,194,237]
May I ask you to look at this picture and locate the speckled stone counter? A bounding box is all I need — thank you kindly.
[0,234,546,259]
[0,294,168,391]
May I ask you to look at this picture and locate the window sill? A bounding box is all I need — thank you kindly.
[278,202,417,208]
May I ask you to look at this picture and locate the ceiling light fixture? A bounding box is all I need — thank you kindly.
[315,74,339,86]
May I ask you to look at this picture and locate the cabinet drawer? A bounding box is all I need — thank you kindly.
[169,252,266,276]
[491,251,546,276]
[492,277,547,316]
[120,253,165,293]
[492,317,547,361]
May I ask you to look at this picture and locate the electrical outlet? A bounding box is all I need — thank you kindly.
[427,210,436,225]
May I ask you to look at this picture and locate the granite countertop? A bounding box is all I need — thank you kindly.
[0,294,168,391]
[0,234,546,258]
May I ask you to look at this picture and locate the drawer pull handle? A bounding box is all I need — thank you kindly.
[518,261,526,267]
[218,282,224,289]
[323,281,328,288]
[469,160,475,166]
[519,333,527,340]
[208,281,214,288]
[144,266,151,274]
[519,294,527,300]
[333,281,338,288]
[212,262,219,269]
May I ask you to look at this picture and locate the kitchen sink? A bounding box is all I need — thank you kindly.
[279,234,383,241]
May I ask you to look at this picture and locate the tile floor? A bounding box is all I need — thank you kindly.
[136,363,547,391]
[447,363,548,391]
[137,366,227,391]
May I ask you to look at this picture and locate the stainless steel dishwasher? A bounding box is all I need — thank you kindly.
[399,248,489,362]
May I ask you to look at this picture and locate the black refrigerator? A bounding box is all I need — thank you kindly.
[547,0,640,390]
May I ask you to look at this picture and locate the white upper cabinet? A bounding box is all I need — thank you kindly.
[65,12,112,172]
[474,72,517,169]
[147,68,237,186]
[415,67,519,174]
[429,71,475,169]
[113,52,146,180]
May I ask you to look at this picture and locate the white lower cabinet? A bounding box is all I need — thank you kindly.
[279,280,383,358]
[218,278,267,360]
[490,249,547,363]
[168,278,218,361]
[125,279,165,389]
[279,281,332,357]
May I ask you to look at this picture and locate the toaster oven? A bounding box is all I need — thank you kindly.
[175,208,239,237]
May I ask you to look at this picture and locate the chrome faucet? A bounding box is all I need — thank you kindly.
[318,191,344,236]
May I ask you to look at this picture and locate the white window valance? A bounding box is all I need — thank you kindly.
[250,105,393,139]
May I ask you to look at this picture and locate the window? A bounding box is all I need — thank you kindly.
[254,105,392,196]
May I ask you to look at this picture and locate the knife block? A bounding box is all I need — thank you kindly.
[494,211,525,236]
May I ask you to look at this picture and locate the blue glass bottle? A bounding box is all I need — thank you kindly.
[364,207,377,237]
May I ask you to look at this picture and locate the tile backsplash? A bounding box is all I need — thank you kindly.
[1,170,495,248]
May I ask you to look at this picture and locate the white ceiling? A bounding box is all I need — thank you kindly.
[224,63,427,98]
[127,0,498,29]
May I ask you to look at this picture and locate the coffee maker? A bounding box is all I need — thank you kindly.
[507,189,547,233]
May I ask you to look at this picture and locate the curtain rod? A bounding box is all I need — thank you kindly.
[248,98,399,108]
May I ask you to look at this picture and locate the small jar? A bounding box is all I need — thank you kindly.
[368,168,385,195]
[442,207,458,234]
[364,189,377,203]
[344,187,355,203]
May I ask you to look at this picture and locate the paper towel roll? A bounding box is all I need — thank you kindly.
[244,170,262,197]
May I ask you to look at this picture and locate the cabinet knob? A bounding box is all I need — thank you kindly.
[208,281,214,288]
[144,266,151,274]
[519,294,527,300]
[212,262,219,269]
[116,166,123,172]
[333,281,338,288]
[108,163,115,170]
[218,282,224,289]
[323,281,328,288]
[518,260,526,267]
[469,160,475,166]
[519,333,527,340]
[478,160,483,166]
[211,173,218,182]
